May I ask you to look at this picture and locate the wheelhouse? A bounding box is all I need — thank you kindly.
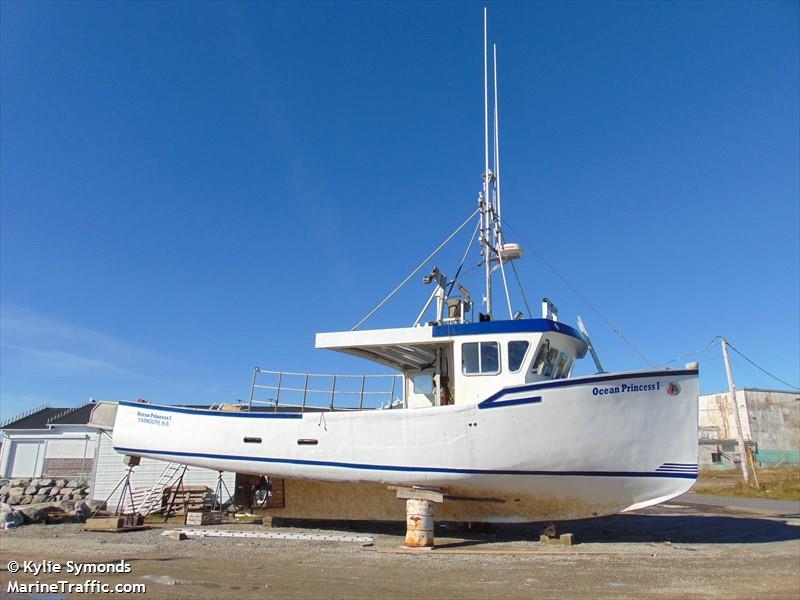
[315,318,588,409]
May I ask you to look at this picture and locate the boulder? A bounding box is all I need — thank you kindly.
[73,501,92,521]
[18,506,46,524]
[38,487,52,496]
[35,479,55,487]
[19,496,33,505]
[0,495,7,504]
[0,485,10,495]
[7,496,22,506]
[9,487,26,496]
[49,487,62,496]
[54,480,68,487]
[24,485,39,495]
[86,499,107,512]
[10,478,29,487]
[33,494,49,504]
[65,480,81,488]
[2,508,24,529]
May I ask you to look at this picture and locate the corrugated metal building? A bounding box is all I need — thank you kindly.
[698,388,800,467]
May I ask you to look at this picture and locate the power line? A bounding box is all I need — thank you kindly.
[725,340,800,391]
[660,336,721,367]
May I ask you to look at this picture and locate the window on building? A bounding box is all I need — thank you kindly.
[462,342,500,375]
[508,341,530,372]
[711,452,722,464]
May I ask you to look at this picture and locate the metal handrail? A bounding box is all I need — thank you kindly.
[253,385,393,396]
[254,368,400,379]
[248,367,403,413]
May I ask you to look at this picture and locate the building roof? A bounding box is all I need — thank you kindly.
[701,388,800,397]
[48,404,96,425]
[1,403,95,430]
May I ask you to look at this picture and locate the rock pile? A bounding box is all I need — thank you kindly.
[0,478,106,527]
[0,477,91,506]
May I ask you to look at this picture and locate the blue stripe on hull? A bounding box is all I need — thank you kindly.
[478,396,542,409]
[113,446,698,480]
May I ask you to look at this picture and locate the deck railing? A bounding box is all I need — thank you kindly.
[248,368,404,412]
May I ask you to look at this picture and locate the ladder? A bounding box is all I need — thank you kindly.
[135,463,187,516]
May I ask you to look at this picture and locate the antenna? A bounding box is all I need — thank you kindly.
[493,43,502,222]
[482,6,493,317]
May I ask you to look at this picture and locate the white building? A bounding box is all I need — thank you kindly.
[1,402,234,506]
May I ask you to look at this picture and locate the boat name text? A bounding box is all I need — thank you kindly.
[136,410,172,427]
[592,382,660,396]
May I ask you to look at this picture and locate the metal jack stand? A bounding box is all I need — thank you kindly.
[85,456,145,530]
[162,465,189,521]
[212,471,237,513]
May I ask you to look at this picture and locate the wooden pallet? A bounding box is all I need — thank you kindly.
[131,485,212,516]
[163,485,212,516]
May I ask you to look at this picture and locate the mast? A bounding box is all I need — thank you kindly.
[482,6,493,318]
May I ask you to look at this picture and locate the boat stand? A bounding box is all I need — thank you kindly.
[211,470,237,512]
[85,456,144,530]
[391,486,444,548]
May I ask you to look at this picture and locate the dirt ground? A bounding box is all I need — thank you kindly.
[1,495,798,599]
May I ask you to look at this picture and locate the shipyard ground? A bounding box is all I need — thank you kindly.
[1,494,798,599]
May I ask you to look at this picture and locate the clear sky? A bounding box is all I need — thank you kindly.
[1,1,798,420]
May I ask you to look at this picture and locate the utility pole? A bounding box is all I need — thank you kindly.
[721,337,754,487]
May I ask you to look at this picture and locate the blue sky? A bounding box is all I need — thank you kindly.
[1,1,798,420]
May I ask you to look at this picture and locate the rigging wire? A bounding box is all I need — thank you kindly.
[510,260,533,318]
[352,209,480,331]
[446,218,482,298]
[500,217,654,367]
[660,336,721,367]
[725,340,800,391]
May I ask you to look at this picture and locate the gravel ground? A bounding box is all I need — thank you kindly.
[1,499,798,599]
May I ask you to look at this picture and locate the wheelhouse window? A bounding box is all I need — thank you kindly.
[531,340,571,379]
[508,341,530,372]
[462,341,500,375]
[553,352,568,378]
[531,340,550,375]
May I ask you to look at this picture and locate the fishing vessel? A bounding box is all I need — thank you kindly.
[92,10,698,523]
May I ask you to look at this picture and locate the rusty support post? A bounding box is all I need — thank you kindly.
[404,498,435,548]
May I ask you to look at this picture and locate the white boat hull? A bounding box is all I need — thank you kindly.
[111,367,698,521]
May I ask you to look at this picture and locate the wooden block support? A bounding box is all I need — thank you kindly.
[85,515,144,530]
[185,510,223,526]
[389,486,444,503]
[539,533,575,545]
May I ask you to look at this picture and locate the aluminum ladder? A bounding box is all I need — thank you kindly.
[135,462,187,516]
